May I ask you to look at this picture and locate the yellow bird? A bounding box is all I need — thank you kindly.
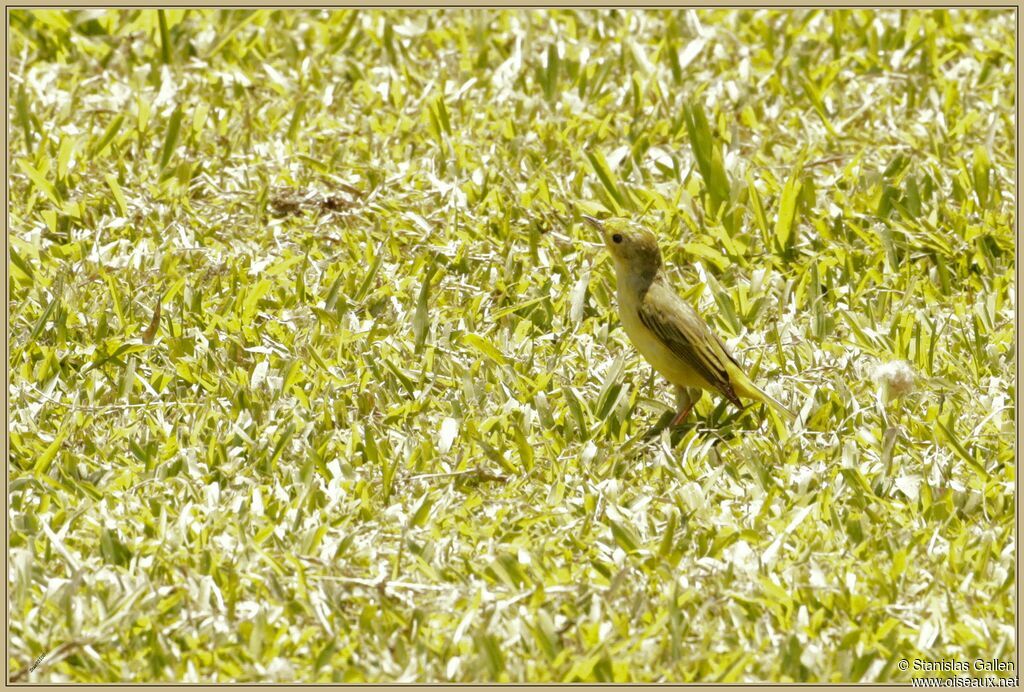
[583,215,794,425]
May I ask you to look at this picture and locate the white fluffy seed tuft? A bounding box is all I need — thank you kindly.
[872,360,917,402]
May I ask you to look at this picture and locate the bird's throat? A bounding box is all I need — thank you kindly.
[614,265,658,303]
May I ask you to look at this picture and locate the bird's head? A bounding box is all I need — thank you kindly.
[582,215,662,281]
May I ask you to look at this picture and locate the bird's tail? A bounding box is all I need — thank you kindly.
[730,366,796,421]
[755,385,797,421]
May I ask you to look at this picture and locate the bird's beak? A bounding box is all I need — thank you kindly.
[579,216,611,257]
[581,216,608,248]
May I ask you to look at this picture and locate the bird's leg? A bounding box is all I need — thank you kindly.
[670,386,699,427]
[670,402,695,427]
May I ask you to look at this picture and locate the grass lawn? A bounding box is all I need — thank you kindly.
[7,8,1016,683]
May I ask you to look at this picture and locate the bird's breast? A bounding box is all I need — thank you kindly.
[615,286,709,390]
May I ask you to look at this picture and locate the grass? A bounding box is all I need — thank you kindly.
[7,8,1016,683]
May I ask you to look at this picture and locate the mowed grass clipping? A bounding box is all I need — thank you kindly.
[8,9,1015,683]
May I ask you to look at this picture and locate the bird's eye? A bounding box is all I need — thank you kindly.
[612,234,623,244]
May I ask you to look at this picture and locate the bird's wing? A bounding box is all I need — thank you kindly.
[637,279,743,407]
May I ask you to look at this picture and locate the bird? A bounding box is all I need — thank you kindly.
[582,215,794,426]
